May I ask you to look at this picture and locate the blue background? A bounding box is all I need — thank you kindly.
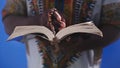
[0,0,120,68]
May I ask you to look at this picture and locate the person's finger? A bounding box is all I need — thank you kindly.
[53,11,62,22]
[58,21,66,30]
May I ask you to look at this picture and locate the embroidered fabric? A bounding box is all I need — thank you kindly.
[2,0,120,26]
[2,0,120,68]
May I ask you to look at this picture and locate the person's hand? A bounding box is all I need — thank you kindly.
[51,8,66,29]
[47,8,66,33]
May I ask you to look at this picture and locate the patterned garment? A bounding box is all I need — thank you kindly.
[2,0,54,17]
[73,0,98,25]
[2,0,120,26]
[27,34,100,68]
[2,0,27,18]
[2,0,120,68]
[101,0,120,28]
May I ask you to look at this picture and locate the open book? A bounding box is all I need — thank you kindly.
[7,21,103,41]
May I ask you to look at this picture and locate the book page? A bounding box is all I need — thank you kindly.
[7,26,55,41]
[56,21,103,40]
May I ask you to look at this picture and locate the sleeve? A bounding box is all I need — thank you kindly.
[2,0,27,19]
[101,0,120,28]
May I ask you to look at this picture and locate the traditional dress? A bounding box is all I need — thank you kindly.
[2,0,120,68]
